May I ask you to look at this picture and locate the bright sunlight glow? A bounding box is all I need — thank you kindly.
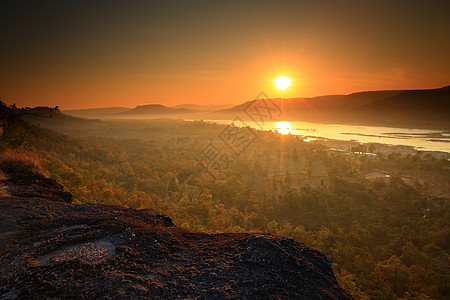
[273,121,293,135]
[274,77,292,90]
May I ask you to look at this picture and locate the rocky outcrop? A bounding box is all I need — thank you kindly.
[1,175,72,203]
[0,180,351,299]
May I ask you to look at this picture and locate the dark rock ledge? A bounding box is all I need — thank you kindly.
[0,178,352,299]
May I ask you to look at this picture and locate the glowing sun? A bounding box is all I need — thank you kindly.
[274,76,292,90]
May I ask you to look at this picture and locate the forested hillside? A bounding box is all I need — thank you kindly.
[1,118,448,299]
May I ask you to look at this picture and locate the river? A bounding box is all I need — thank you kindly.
[212,120,450,153]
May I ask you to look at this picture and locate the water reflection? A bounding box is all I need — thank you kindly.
[212,119,450,153]
[273,121,293,135]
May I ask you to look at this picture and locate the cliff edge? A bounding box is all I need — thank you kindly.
[0,176,351,299]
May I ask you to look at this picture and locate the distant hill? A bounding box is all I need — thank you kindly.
[354,86,450,112]
[16,106,100,124]
[113,104,200,118]
[57,86,450,128]
[172,104,233,112]
[17,107,105,137]
[346,86,450,128]
[205,86,450,129]
[64,104,232,119]
[63,107,130,118]
[64,104,201,120]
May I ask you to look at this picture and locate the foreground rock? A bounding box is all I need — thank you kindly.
[1,175,72,203]
[0,181,351,299]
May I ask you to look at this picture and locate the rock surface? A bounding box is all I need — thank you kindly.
[2,175,72,203]
[0,179,352,299]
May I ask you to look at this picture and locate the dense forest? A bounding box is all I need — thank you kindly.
[1,116,449,299]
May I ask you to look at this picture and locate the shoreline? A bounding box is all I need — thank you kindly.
[207,119,450,155]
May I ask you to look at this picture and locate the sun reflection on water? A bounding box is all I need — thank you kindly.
[273,121,293,135]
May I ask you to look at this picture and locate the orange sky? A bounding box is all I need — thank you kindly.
[1,1,449,109]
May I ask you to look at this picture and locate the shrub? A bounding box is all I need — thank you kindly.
[0,185,9,197]
[0,148,48,179]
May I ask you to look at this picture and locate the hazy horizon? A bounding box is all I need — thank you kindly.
[16,84,449,111]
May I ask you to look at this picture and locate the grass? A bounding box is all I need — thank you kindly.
[0,148,48,179]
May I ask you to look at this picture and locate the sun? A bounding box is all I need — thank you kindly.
[274,76,292,90]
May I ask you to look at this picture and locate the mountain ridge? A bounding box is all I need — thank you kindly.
[114,104,194,116]
[60,85,450,128]
[204,86,450,129]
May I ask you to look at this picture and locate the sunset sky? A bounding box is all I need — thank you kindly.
[1,0,449,109]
